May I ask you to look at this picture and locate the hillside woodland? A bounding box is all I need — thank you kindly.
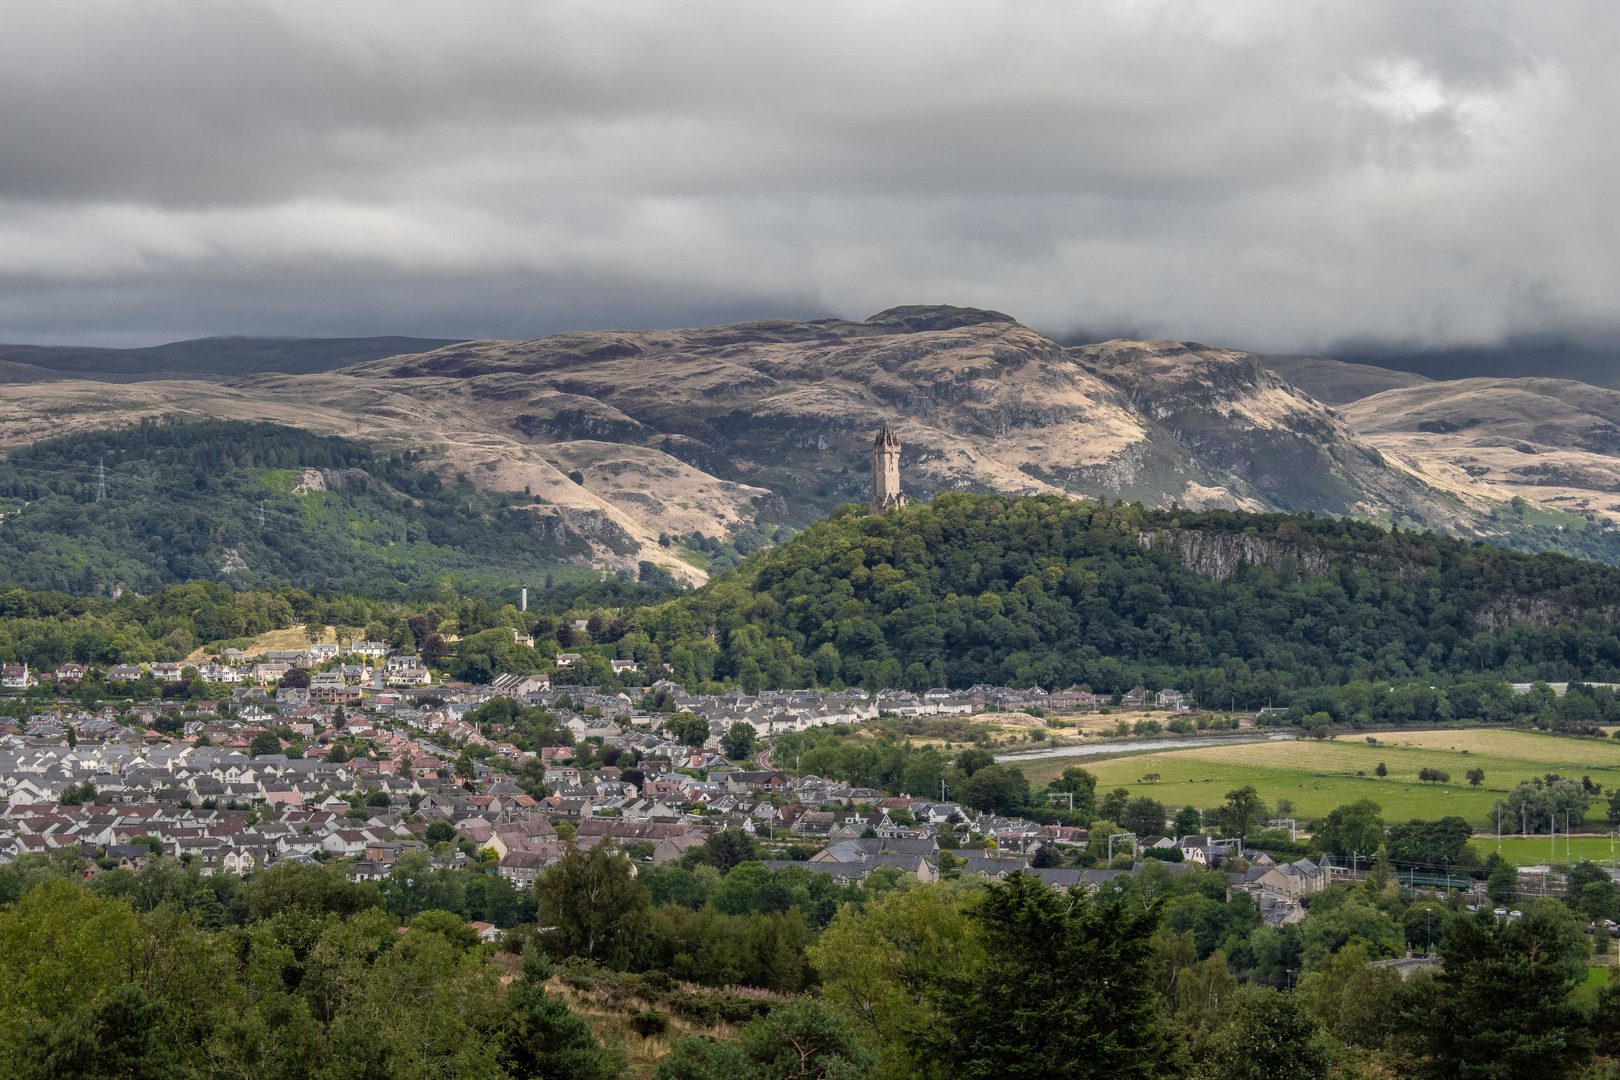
[0,420,633,595]
[634,493,1620,697]
[13,492,1620,736]
[2,821,1617,1080]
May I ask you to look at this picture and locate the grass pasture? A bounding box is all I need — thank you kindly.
[1014,729,1620,830]
[1485,835,1620,867]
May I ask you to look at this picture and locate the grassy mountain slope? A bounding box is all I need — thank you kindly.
[1331,337,1620,390]
[0,420,609,595]
[333,306,1479,530]
[1340,378,1620,554]
[1258,354,1432,406]
[0,308,1618,571]
[0,335,463,381]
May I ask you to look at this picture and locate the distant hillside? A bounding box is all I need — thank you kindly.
[1329,337,1620,391]
[0,420,611,595]
[1259,354,1431,405]
[1337,377,1620,559]
[0,335,463,382]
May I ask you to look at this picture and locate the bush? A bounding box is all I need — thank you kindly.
[639,970,676,996]
[666,991,776,1026]
[558,957,612,993]
[629,1010,670,1037]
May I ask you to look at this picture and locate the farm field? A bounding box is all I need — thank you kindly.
[1013,729,1620,828]
[1484,835,1620,867]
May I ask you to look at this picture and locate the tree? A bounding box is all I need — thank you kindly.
[248,731,282,757]
[812,875,1174,1080]
[1403,902,1449,954]
[15,981,181,1080]
[720,723,757,761]
[420,632,451,667]
[1194,986,1330,1080]
[956,764,1030,816]
[705,829,759,874]
[1466,767,1486,788]
[1418,767,1451,784]
[924,873,1175,1078]
[1172,806,1203,838]
[1385,817,1477,869]
[1314,799,1385,858]
[1121,796,1167,838]
[1486,860,1519,906]
[656,999,875,1080]
[955,748,995,777]
[1422,901,1592,1079]
[425,819,456,844]
[1375,761,1387,779]
[1567,861,1619,922]
[664,711,710,747]
[1219,786,1265,841]
[1297,943,1400,1050]
[278,666,311,689]
[498,951,624,1080]
[533,842,651,968]
[1046,767,1097,816]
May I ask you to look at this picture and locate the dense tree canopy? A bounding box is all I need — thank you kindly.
[631,494,1620,700]
[0,419,609,595]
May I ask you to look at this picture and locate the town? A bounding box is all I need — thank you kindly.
[0,641,1324,906]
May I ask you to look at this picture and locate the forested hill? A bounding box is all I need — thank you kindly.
[636,493,1620,697]
[0,420,608,596]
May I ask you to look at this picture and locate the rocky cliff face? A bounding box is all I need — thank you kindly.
[1137,529,1333,581]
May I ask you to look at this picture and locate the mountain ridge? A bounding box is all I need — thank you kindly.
[0,306,1616,579]
[0,335,465,382]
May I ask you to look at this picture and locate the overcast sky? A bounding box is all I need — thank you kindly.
[1,1,1615,351]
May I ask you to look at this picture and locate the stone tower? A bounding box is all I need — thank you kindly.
[870,424,907,514]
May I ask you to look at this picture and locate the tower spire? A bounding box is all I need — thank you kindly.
[869,425,907,514]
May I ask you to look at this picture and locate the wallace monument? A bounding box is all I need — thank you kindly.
[869,424,907,515]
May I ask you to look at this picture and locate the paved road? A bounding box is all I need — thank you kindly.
[994,733,1290,763]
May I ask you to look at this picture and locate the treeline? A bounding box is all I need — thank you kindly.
[9,832,1620,1078]
[1282,677,1620,736]
[0,419,607,596]
[23,489,1620,715]
[620,493,1620,698]
[0,576,678,676]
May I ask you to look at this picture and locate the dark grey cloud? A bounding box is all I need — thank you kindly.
[0,1,1614,350]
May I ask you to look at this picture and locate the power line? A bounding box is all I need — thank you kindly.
[95,459,106,502]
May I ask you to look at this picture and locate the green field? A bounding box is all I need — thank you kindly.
[1577,966,1614,1004]
[1013,729,1620,829]
[1482,835,1620,867]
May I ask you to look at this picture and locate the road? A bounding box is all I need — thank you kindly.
[994,732,1290,763]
